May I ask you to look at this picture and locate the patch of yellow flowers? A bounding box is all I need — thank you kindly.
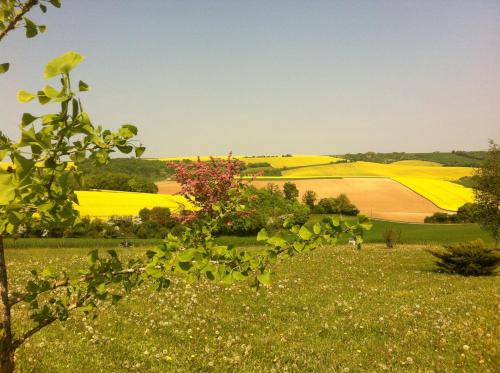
[75,190,191,218]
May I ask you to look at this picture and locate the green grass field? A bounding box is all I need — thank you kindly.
[5,219,492,250]
[9,245,498,372]
[218,218,492,247]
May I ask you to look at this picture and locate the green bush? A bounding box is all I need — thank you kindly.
[313,194,359,215]
[383,227,402,248]
[424,203,477,223]
[220,186,310,235]
[428,240,500,276]
[245,162,271,168]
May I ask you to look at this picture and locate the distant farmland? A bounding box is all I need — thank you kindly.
[156,178,446,222]
[156,155,341,168]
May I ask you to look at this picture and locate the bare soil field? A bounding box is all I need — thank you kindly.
[156,178,445,222]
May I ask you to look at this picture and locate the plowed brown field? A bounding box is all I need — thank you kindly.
[156,178,445,222]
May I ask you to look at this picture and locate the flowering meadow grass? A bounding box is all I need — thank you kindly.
[8,245,499,372]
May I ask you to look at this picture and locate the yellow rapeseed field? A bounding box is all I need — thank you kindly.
[282,161,473,180]
[156,155,341,168]
[238,155,341,168]
[75,190,191,218]
[393,177,474,211]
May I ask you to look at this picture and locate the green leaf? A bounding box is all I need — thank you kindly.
[37,91,51,104]
[359,221,373,231]
[70,150,86,162]
[330,216,340,227]
[293,241,305,252]
[43,85,60,98]
[257,228,269,241]
[0,173,15,205]
[117,145,133,154]
[178,248,196,262]
[313,223,322,234]
[214,245,228,256]
[21,113,38,126]
[267,235,287,247]
[17,90,35,103]
[145,264,163,279]
[257,272,272,285]
[135,146,145,158]
[79,304,94,313]
[49,0,62,8]
[298,226,312,240]
[232,271,247,281]
[38,25,46,33]
[0,63,9,74]
[40,4,47,13]
[78,80,90,91]
[24,18,38,38]
[87,249,98,265]
[44,51,85,79]
[118,124,138,138]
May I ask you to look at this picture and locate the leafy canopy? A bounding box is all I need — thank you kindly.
[0,51,144,236]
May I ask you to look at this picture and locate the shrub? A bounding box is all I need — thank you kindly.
[382,227,402,248]
[428,240,500,276]
[424,212,459,223]
[220,186,310,235]
[313,194,359,215]
[424,203,478,224]
[136,207,182,238]
[246,162,271,168]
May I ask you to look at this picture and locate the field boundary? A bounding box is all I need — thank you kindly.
[389,178,458,212]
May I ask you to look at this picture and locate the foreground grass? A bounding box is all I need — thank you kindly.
[7,245,499,372]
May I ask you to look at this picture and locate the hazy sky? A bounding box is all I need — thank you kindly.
[1,0,499,157]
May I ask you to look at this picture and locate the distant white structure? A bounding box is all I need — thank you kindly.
[348,238,356,246]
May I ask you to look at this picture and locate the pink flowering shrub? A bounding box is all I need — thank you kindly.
[168,155,246,222]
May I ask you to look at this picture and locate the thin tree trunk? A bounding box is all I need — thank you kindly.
[0,236,14,373]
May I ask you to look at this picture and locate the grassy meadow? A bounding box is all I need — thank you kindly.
[9,245,499,372]
[4,218,492,249]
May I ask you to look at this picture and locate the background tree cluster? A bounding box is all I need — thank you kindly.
[75,158,174,193]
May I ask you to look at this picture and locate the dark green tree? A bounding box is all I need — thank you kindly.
[472,141,500,247]
[283,182,299,201]
[302,190,317,209]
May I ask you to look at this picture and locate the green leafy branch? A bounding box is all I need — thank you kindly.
[0,0,62,74]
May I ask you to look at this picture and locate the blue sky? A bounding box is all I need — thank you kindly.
[1,0,499,157]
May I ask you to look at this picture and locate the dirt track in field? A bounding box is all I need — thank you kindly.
[156,178,445,222]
